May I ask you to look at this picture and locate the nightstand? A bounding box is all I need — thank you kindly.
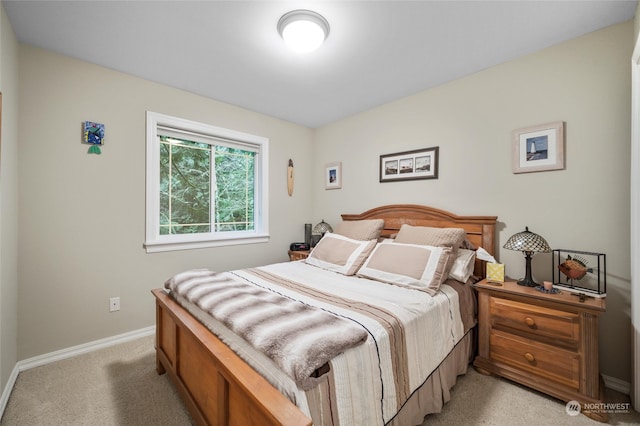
[288,250,309,261]
[473,279,607,422]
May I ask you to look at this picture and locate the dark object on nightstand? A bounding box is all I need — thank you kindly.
[305,223,312,246]
[290,242,310,251]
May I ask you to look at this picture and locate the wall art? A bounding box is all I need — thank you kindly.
[325,162,342,189]
[512,121,564,173]
[83,121,105,155]
[380,146,438,182]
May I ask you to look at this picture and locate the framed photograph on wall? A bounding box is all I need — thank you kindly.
[325,162,342,189]
[512,121,564,173]
[379,147,439,182]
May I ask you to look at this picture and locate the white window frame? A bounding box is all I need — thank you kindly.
[144,111,269,253]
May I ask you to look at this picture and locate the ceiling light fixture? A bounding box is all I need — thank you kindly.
[277,9,329,53]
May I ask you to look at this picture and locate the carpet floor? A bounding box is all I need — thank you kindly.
[1,335,638,425]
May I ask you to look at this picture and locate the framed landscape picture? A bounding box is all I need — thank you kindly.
[512,121,564,173]
[380,147,439,182]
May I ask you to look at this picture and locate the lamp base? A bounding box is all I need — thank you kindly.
[517,251,539,287]
[517,277,539,287]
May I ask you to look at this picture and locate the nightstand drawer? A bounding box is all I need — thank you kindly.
[490,297,579,344]
[490,330,580,390]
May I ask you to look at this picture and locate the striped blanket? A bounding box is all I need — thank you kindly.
[165,269,368,390]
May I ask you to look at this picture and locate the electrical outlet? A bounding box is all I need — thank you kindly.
[109,297,120,312]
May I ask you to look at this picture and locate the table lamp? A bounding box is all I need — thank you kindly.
[310,220,332,247]
[312,220,333,237]
[503,226,551,287]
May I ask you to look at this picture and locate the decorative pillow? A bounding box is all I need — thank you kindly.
[448,248,476,283]
[357,242,451,295]
[394,224,467,276]
[305,232,377,276]
[333,219,385,241]
[394,224,467,249]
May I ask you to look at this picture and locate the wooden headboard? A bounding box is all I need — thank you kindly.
[341,204,498,277]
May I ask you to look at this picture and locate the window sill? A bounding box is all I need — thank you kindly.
[144,233,269,253]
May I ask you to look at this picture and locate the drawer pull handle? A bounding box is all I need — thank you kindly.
[524,317,535,327]
[524,352,535,363]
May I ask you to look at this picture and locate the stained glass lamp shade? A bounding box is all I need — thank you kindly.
[312,220,333,237]
[503,226,551,287]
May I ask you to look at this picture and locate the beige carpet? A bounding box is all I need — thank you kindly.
[1,335,639,425]
[1,335,193,426]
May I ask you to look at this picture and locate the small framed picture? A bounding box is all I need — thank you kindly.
[380,147,438,182]
[512,121,564,173]
[83,121,105,154]
[325,162,342,190]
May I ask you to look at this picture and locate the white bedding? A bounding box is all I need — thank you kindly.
[170,260,465,425]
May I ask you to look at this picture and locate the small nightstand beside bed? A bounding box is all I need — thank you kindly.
[152,204,497,425]
[287,249,309,261]
[473,279,607,422]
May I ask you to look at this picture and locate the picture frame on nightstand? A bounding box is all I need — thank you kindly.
[552,249,606,297]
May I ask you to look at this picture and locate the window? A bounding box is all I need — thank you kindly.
[145,112,269,253]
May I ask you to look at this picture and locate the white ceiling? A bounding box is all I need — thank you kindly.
[4,0,637,128]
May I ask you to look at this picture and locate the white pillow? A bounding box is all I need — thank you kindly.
[305,232,376,276]
[448,249,476,283]
[357,242,451,295]
[393,224,467,277]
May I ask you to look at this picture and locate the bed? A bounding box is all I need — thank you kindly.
[153,204,497,425]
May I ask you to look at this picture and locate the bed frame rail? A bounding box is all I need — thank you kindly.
[153,288,312,426]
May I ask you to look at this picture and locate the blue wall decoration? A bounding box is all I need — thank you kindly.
[83,121,105,154]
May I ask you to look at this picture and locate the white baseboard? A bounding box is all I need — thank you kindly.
[0,326,154,418]
[0,364,19,421]
[15,326,155,371]
[603,374,631,395]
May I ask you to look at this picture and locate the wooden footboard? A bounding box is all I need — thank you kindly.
[152,288,312,426]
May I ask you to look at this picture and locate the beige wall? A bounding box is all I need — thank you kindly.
[12,15,635,386]
[0,4,19,390]
[17,45,314,359]
[313,21,633,382]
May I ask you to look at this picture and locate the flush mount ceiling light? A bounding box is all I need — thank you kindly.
[277,9,329,53]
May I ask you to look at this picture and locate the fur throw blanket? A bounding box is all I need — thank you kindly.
[165,269,368,390]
